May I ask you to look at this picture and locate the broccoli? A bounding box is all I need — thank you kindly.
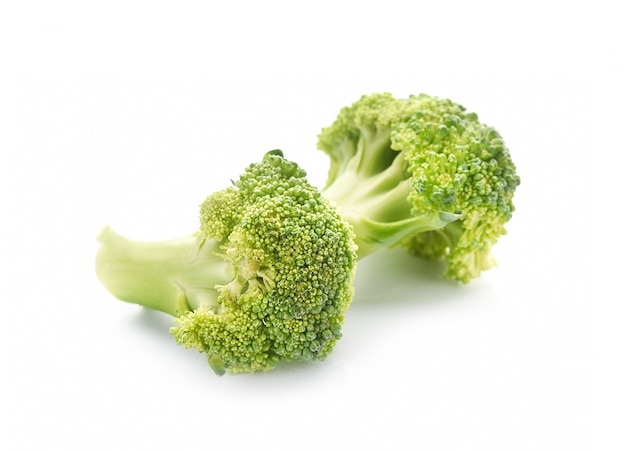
[318,93,520,283]
[96,150,357,375]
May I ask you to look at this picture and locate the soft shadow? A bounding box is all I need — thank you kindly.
[131,308,176,341]
[351,248,470,309]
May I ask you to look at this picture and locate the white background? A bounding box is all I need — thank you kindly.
[0,1,622,450]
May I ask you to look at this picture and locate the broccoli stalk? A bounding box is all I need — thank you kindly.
[95,151,357,375]
[318,93,520,282]
[320,146,460,258]
[96,227,232,317]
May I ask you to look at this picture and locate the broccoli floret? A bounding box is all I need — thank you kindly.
[96,150,357,375]
[318,93,520,283]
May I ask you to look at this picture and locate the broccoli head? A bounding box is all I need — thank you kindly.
[96,150,357,375]
[318,93,520,283]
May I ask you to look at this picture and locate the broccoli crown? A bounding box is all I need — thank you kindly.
[171,150,357,374]
[318,93,520,282]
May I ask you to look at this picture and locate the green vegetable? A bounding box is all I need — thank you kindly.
[318,93,520,282]
[96,150,357,375]
[96,93,520,375]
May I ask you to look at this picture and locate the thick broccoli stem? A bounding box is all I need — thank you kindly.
[322,154,458,258]
[95,227,233,316]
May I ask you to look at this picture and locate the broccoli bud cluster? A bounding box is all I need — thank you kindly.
[172,151,357,374]
[318,93,520,282]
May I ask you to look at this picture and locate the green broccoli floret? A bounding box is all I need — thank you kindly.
[96,150,357,375]
[318,93,520,283]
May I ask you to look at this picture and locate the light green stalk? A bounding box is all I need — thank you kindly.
[95,226,233,316]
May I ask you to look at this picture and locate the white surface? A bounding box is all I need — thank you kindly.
[0,1,621,450]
